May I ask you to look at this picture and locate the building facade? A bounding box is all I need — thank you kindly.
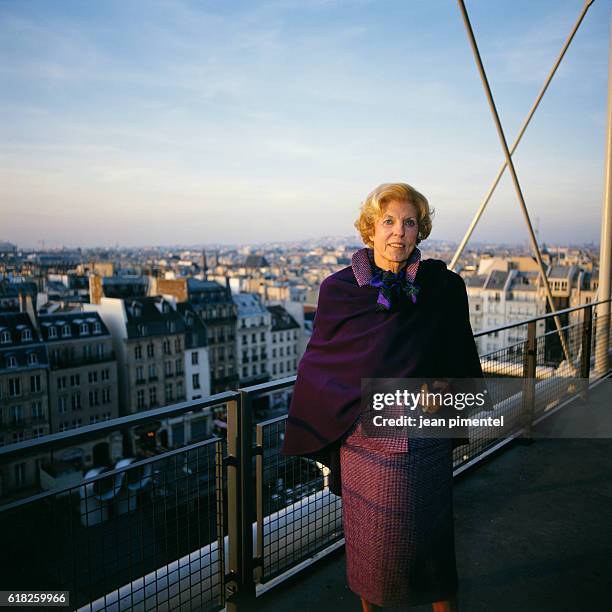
[0,312,50,497]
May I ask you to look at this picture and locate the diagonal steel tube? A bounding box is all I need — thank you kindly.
[450,0,595,271]
[457,0,572,364]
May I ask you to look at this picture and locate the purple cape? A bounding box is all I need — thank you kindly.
[281,254,484,462]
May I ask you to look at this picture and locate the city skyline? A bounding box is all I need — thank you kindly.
[1,0,610,248]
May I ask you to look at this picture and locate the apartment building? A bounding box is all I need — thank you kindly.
[38,311,120,466]
[0,312,50,497]
[187,279,237,394]
[166,302,212,446]
[234,293,270,387]
[266,305,300,411]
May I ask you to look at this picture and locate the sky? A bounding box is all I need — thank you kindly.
[0,0,610,249]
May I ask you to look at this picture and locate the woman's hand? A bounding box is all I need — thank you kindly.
[419,380,451,414]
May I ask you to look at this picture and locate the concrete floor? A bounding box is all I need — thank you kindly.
[253,382,612,612]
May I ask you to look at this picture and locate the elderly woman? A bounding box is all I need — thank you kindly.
[281,183,484,611]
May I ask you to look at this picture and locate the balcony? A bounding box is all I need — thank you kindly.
[50,351,116,370]
[0,300,610,611]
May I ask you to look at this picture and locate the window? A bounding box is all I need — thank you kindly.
[12,432,26,444]
[88,371,98,384]
[134,345,143,359]
[1,330,11,344]
[251,333,256,343]
[272,348,276,358]
[8,378,20,397]
[101,368,110,381]
[137,389,145,410]
[71,393,81,411]
[79,323,89,335]
[280,347,284,357]
[242,366,248,377]
[163,360,172,376]
[148,364,156,379]
[10,405,24,425]
[174,338,181,352]
[272,364,277,375]
[83,344,93,359]
[294,331,298,340]
[280,362,284,373]
[27,353,37,366]
[93,322,102,334]
[59,422,68,432]
[165,383,174,402]
[14,463,26,487]
[176,380,183,397]
[96,343,104,358]
[70,374,80,387]
[149,386,157,406]
[102,388,111,403]
[163,340,171,355]
[260,332,265,341]
[62,325,71,337]
[175,358,183,375]
[58,397,67,413]
[192,373,200,390]
[89,390,99,406]
[48,326,57,339]
[32,427,45,439]
[242,335,247,345]
[21,328,32,341]
[30,375,41,393]
[6,355,17,368]
[191,351,198,366]
[147,343,155,358]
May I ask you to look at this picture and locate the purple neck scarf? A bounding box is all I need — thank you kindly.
[351,247,421,310]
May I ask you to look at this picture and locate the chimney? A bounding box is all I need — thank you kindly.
[89,274,103,305]
[18,291,26,313]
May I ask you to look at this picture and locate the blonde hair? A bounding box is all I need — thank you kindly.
[354,182,433,247]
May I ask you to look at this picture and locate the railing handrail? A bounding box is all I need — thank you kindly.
[0,390,239,461]
[0,435,221,514]
[473,298,610,338]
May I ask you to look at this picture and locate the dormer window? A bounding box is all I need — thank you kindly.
[0,331,11,344]
[48,326,57,339]
[62,325,71,337]
[6,355,17,368]
[93,322,101,334]
[27,353,38,366]
[79,323,89,335]
[21,329,32,342]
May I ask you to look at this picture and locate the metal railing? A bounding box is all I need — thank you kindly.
[0,299,610,611]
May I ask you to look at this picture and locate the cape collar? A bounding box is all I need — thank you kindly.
[351,247,421,287]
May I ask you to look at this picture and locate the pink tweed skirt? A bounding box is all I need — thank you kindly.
[340,422,458,607]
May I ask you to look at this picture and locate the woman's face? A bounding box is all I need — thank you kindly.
[369,199,419,273]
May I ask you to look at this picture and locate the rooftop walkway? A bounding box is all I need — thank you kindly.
[256,379,612,612]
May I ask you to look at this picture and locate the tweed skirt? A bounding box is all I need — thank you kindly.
[340,423,458,608]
